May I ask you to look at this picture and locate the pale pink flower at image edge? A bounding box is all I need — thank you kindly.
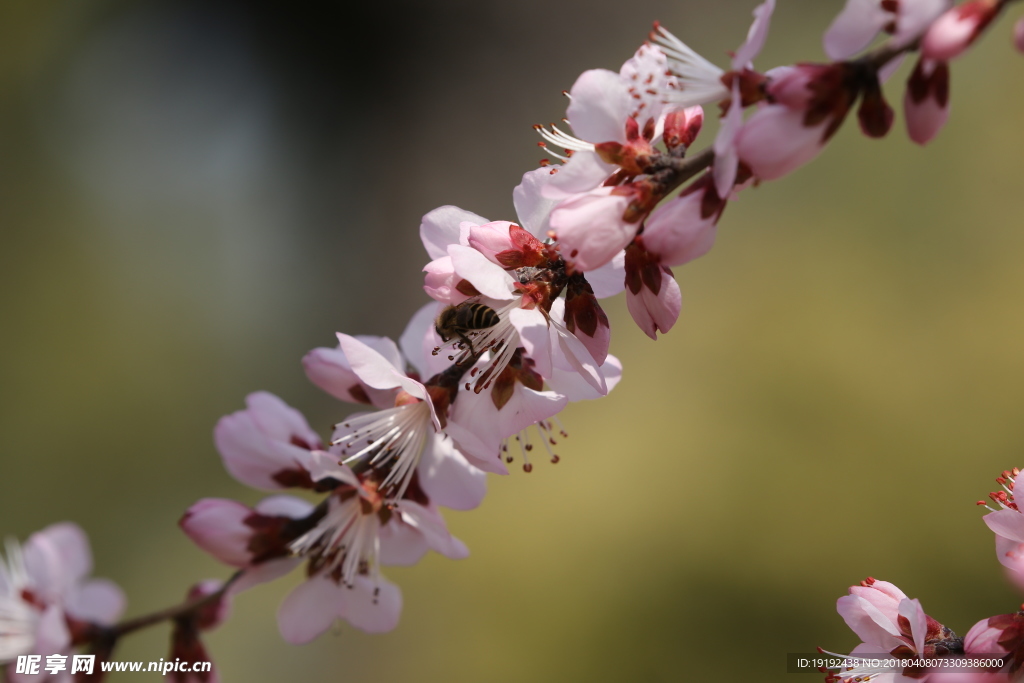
[1,523,126,682]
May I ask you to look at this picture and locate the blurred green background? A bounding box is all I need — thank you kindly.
[2,0,1023,681]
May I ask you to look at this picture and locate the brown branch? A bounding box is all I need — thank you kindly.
[104,570,244,640]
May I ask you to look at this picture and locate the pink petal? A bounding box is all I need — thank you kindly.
[417,434,487,511]
[732,0,776,69]
[253,494,316,519]
[849,580,907,622]
[569,308,610,367]
[985,509,1024,544]
[341,575,402,634]
[583,250,626,299]
[735,105,829,181]
[305,451,361,488]
[509,307,553,379]
[447,244,516,300]
[302,346,397,409]
[35,604,71,653]
[550,187,637,272]
[824,0,890,60]
[336,335,431,418]
[231,557,301,594]
[547,298,607,395]
[24,523,92,600]
[1016,17,1024,53]
[395,502,469,560]
[894,0,952,48]
[996,532,1024,574]
[550,320,606,395]
[378,519,430,566]
[642,192,718,268]
[214,393,320,490]
[443,419,509,475]
[468,221,517,265]
[502,386,569,439]
[513,167,561,238]
[878,52,908,84]
[836,594,904,648]
[399,301,450,380]
[899,598,927,654]
[543,150,616,199]
[419,205,487,260]
[618,44,672,126]
[549,354,623,402]
[179,499,254,567]
[277,575,347,644]
[713,83,743,197]
[566,69,631,144]
[65,579,126,625]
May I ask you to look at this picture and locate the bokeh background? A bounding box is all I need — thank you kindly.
[2,0,1023,680]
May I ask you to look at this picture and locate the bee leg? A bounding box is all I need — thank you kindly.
[458,332,477,356]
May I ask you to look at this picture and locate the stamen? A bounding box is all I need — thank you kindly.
[538,123,596,152]
[331,402,431,500]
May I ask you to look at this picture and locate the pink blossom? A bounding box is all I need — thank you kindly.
[305,326,490,511]
[827,578,963,683]
[181,454,468,639]
[536,43,684,206]
[1015,18,1024,53]
[922,1,1002,61]
[323,333,444,500]
[824,0,951,60]
[1,524,125,679]
[904,58,951,145]
[431,243,592,395]
[979,468,1024,579]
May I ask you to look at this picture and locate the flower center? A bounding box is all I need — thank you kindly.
[333,401,432,500]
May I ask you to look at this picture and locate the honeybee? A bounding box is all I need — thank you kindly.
[435,301,500,353]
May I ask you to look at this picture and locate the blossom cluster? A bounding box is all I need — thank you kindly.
[170,0,1023,644]
[821,468,1024,683]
